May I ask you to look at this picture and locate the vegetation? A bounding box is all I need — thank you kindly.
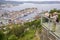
[49,8,60,13]
[0,31,5,40]
[49,8,60,20]
[8,35,18,40]
[0,19,42,40]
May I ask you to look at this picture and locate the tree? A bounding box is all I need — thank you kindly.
[57,10,60,13]
[10,24,26,37]
[49,8,57,13]
[49,9,60,21]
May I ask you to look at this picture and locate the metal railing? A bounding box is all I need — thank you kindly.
[40,12,60,40]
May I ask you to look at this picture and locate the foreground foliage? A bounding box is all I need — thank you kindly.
[0,19,42,40]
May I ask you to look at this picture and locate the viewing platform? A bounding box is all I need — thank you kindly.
[40,12,60,40]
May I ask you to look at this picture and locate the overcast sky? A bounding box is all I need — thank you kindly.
[6,0,60,1]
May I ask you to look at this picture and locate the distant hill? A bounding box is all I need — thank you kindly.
[0,1,60,4]
[0,0,5,2]
[29,1,60,4]
[0,1,24,5]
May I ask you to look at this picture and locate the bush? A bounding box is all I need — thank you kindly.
[10,24,26,37]
[8,35,18,40]
[0,31,5,40]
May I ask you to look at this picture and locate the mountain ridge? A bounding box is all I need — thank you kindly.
[0,1,60,4]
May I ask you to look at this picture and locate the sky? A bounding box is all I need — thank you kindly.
[6,0,60,1]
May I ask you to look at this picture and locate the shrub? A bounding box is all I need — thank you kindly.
[8,35,18,40]
[0,31,5,40]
